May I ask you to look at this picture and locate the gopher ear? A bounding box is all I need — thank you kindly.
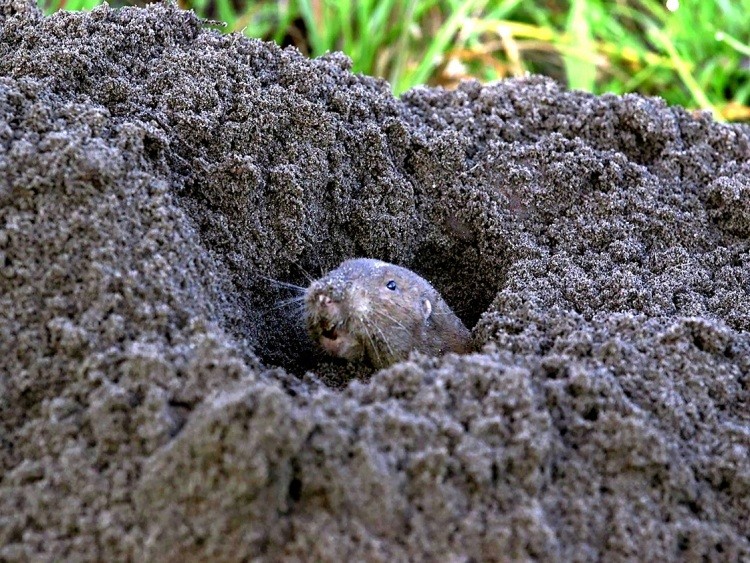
[421,298,432,320]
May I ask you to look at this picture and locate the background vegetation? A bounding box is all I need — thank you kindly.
[39,0,750,122]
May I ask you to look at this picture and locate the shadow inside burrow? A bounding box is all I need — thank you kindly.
[410,244,501,331]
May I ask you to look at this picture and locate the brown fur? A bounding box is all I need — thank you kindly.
[305,258,472,369]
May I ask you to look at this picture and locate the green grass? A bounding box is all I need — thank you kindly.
[37,0,750,122]
[43,0,100,8]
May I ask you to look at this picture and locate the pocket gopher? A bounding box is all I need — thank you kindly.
[305,258,472,369]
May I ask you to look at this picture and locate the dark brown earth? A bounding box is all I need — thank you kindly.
[1,1,749,560]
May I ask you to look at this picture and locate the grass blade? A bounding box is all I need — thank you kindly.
[564,0,597,91]
[403,0,486,94]
[647,23,719,119]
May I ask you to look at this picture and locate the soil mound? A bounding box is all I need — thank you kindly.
[1,2,748,560]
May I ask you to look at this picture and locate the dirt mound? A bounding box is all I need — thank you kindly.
[1,2,749,560]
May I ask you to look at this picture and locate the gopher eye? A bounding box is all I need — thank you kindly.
[386,280,397,291]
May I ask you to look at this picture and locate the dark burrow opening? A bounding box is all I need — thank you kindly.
[241,249,501,387]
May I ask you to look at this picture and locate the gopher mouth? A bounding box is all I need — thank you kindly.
[321,319,342,341]
[307,293,358,358]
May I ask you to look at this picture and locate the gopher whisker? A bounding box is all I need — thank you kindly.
[360,320,382,368]
[373,309,408,332]
[290,259,315,284]
[370,320,396,360]
[258,274,306,293]
[267,295,306,313]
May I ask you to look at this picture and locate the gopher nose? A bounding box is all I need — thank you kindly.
[318,293,332,306]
